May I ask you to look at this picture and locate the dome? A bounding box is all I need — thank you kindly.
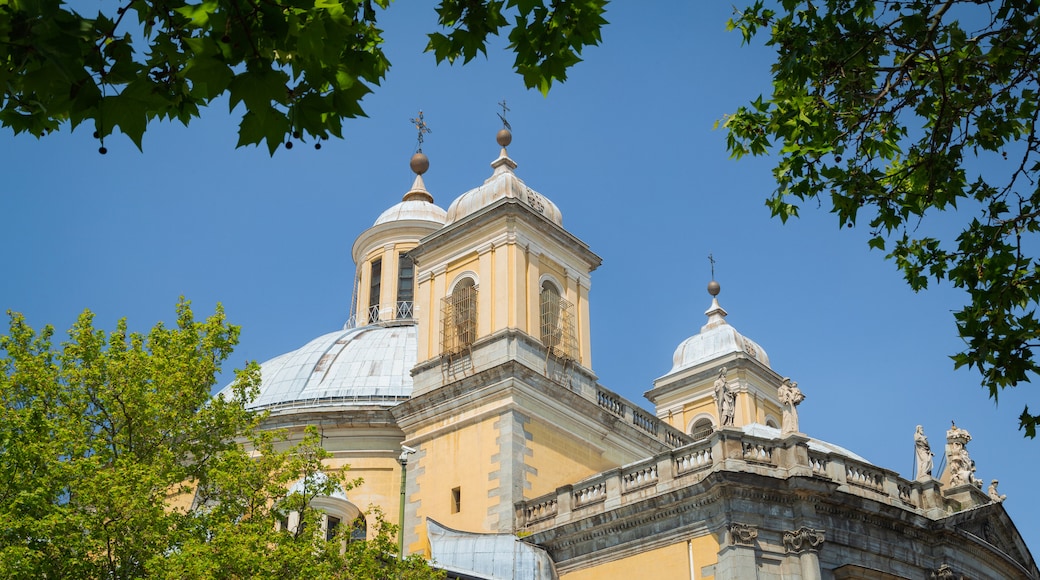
[374,198,447,226]
[742,423,869,463]
[669,294,770,374]
[445,148,563,226]
[220,324,416,411]
[373,172,447,226]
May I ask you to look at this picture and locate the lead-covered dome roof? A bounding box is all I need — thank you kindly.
[220,323,416,411]
[669,284,770,374]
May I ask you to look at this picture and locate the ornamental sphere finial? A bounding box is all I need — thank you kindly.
[496,128,512,147]
[410,152,429,175]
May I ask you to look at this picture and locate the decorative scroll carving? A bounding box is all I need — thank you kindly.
[783,527,825,554]
[728,522,758,546]
[931,563,957,579]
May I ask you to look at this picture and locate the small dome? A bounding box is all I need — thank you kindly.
[445,135,563,226]
[742,423,869,464]
[372,153,447,226]
[669,289,770,373]
[219,324,416,411]
[374,198,447,226]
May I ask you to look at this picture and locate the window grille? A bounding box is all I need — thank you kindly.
[539,283,577,360]
[396,301,414,320]
[441,282,477,355]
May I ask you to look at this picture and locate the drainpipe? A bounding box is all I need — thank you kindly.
[398,445,416,559]
[688,539,695,580]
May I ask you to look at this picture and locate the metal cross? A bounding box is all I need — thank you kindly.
[708,253,716,279]
[410,110,432,152]
[497,100,512,131]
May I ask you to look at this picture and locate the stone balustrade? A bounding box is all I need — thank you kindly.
[592,386,689,447]
[515,428,944,532]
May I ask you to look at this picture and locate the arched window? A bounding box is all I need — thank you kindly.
[691,418,714,441]
[442,277,477,354]
[539,280,562,349]
[539,278,576,359]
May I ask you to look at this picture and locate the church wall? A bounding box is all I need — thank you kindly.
[321,455,400,537]
[524,417,618,498]
[678,399,718,434]
[407,414,502,554]
[559,535,719,580]
[509,243,527,330]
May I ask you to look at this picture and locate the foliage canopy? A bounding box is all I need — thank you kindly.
[0,0,607,154]
[0,300,443,579]
[724,0,1040,436]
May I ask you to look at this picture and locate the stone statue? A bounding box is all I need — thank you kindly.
[777,377,805,435]
[713,367,736,426]
[945,421,983,488]
[948,446,978,487]
[914,425,933,480]
[988,479,1006,502]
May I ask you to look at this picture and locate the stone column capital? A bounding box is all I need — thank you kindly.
[783,526,825,554]
[728,522,758,546]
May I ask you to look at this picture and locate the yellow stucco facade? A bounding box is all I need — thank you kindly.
[561,535,719,580]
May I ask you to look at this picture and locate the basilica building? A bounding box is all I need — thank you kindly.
[219,127,1038,579]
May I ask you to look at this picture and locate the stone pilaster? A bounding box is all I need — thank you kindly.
[714,522,759,579]
[783,526,825,580]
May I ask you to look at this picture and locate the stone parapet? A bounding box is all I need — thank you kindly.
[516,428,961,533]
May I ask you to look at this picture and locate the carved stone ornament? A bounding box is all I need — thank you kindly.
[783,527,825,554]
[930,563,957,579]
[728,522,758,546]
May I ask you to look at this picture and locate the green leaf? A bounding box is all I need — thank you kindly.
[237,105,291,155]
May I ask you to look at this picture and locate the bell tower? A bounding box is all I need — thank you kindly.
[392,125,678,556]
[408,126,600,394]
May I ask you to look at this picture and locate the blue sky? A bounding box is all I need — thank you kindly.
[3,2,1038,551]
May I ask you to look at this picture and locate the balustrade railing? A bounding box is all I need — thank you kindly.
[675,443,713,475]
[632,410,658,436]
[524,498,558,524]
[515,431,931,531]
[574,481,606,507]
[622,463,658,493]
[597,390,625,416]
[808,451,829,477]
[846,462,885,492]
[742,439,776,465]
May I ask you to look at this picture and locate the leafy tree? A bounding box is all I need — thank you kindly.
[0,0,607,154]
[723,0,1040,436]
[0,300,443,579]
